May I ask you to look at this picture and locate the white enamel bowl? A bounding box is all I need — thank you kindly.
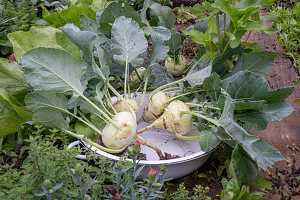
[67,93,214,180]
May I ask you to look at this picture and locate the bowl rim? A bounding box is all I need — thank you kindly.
[76,140,217,166]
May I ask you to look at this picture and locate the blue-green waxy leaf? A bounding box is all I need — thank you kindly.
[187,64,212,88]
[99,2,142,37]
[231,51,277,78]
[148,39,169,66]
[198,130,220,152]
[111,16,148,67]
[203,73,221,102]
[221,71,294,104]
[0,58,30,101]
[149,64,174,89]
[144,26,171,41]
[141,0,155,23]
[33,108,69,130]
[235,102,294,131]
[61,23,97,64]
[148,3,176,29]
[25,91,68,112]
[21,48,87,99]
[217,93,284,170]
[80,15,99,34]
[230,144,259,185]
[0,88,32,136]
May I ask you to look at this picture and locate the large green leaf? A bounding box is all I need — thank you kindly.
[148,3,176,29]
[231,51,277,78]
[149,64,174,89]
[217,93,284,169]
[99,2,142,37]
[203,72,221,102]
[111,16,148,67]
[235,102,294,131]
[24,91,69,130]
[80,15,99,34]
[33,108,69,130]
[21,48,87,98]
[198,130,220,152]
[148,39,169,66]
[141,0,155,23]
[212,46,244,74]
[42,6,95,28]
[0,88,32,136]
[61,23,97,64]
[221,71,294,104]
[235,0,263,10]
[187,64,212,88]
[25,91,68,112]
[144,26,171,41]
[230,144,259,185]
[0,58,29,101]
[8,26,80,61]
[165,29,183,60]
[212,0,239,26]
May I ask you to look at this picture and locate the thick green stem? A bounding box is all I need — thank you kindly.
[138,72,150,112]
[124,55,129,99]
[186,102,220,110]
[150,76,190,99]
[174,133,200,140]
[163,90,204,107]
[162,87,180,92]
[64,130,125,153]
[181,111,221,127]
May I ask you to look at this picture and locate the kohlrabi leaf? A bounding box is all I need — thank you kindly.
[8,26,80,61]
[21,48,87,99]
[25,91,68,112]
[217,93,284,169]
[148,39,169,66]
[221,71,294,104]
[187,62,212,88]
[235,0,263,10]
[148,3,176,29]
[0,58,30,101]
[140,0,155,23]
[74,121,98,142]
[235,102,294,131]
[149,64,174,89]
[99,2,142,37]
[61,23,97,64]
[42,6,95,28]
[165,29,182,59]
[203,73,221,102]
[198,130,220,152]
[144,26,171,41]
[111,16,148,67]
[0,88,32,136]
[211,0,239,26]
[33,108,69,130]
[230,144,259,185]
[212,46,244,74]
[230,51,277,78]
[80,15,99,34]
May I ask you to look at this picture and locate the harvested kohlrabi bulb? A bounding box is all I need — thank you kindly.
[102,112,137,149]
[138,100,192,135]
[142,91,169,122]
[113,98,139,114]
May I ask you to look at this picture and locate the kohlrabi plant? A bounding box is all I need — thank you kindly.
[183,0,279,71]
